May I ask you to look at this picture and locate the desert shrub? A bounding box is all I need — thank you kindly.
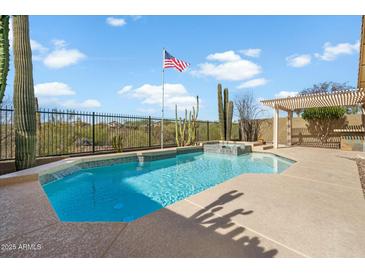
[302,107,346,120]
[111,135,123,152]
[301,107,346,143]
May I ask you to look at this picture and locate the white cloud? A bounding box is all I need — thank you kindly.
[207,50,241,62]
[193,59,262,81]
[30,38,86,69]
[117,85,133,94]
[240,48,261,58]
[315,41,360,61]
[34,82,101,109]
[131,16,142,21]
[106,17,127,27]
[193,50,262,81]
[132,83,197,110]
[61,99,101,109]
[275,91,299,98]
[43,48,86,69]
[237,78,268,89]
[286,54,311,68]
[30,39,48,60]
[34,82,75,97]
[52,39,68,49]
[38,97,101,109]
[30,40,48,53]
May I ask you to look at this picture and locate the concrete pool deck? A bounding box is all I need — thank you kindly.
[0,146,365,257]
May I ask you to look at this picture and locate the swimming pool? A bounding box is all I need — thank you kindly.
[43,152,294,222]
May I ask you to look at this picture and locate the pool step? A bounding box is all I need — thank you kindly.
[253,142,264,147]
[253,144,274,151]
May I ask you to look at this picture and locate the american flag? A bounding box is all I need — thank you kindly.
[163,50,190,72]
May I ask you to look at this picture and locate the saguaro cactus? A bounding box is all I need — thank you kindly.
[226,101,233,141]
[112,135,123,152]
[217,84,225,140]
[175,106,188,146]
[187,96,199,145]
[217,84,233,141]
[175,105,182,147]
[175,96,199,146]
[13,16,37,170]
[0,15,10,104]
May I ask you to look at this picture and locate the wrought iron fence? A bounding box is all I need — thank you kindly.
[0,106,233,161]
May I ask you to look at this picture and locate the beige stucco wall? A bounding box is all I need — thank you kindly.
[258,114,363,144]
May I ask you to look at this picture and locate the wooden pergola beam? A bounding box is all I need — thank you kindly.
[261,89,365,111]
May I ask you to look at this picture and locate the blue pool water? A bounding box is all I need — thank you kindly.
[43,152,293,222]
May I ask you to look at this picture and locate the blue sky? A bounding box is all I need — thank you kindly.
[4,16,362,120]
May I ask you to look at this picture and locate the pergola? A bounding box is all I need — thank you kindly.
[260,88,365,149]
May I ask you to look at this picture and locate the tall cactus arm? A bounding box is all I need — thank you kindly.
[13,15,37,170]
[187,110,193,145]
[192,106,197,144]
[176,95,200,146]
[0,15,10,104]
[224,88,229,115]
[182,109,188,146]
[188,96,199,145]
[179,117,184,146]
[223,88,229,140]
[195,96,199,119]
[226,101,233,141]
[217,83,225,140]
[175,104,180,146]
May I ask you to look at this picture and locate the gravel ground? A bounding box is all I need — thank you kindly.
[355,159,365,198]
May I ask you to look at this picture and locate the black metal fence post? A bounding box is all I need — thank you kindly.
[92,112,95,153]
[148,116,152,147]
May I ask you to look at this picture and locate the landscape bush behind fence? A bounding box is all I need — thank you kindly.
[0,106,239,160]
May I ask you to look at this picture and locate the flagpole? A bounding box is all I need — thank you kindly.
[161,48,165,149]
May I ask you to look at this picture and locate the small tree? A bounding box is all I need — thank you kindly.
[235,92,265,142]
[302,107,346,144]
[299,81,360,114]
[299,81,352,144]
[300,81,353,95]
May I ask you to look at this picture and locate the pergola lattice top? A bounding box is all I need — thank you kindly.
[261,88,365,111]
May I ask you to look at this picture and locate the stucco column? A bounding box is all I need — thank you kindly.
[287,110,292,146]
[273,107,279,149]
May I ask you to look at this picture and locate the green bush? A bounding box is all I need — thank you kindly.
[302,107,346,120]
[301,107,346,144]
